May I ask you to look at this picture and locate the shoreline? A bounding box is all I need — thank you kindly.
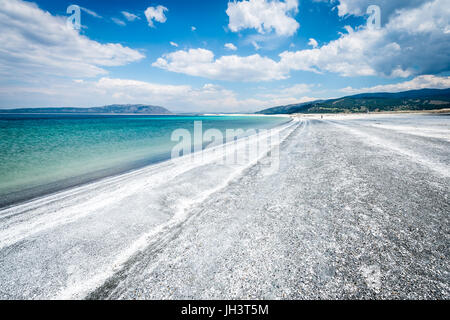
[290,109,450,120]
[204,109,450,119]
[0,152,172,210]
[1,109,448,117]
[2,111,445,209]
[0,119,299,299]
[0,115,291,210]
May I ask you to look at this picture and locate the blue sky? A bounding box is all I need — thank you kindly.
[0,0,449,112]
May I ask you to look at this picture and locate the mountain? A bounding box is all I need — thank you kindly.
[255,100,324,115]
[0,104,173,114]
[257,88,450,114]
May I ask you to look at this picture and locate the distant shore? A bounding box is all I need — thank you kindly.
[204,108,450,118]
[201,113,292,117]
[288,108,450,119]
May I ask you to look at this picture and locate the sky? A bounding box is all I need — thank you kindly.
[0,0,449,113]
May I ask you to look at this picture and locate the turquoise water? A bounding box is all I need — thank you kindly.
[0,114,289,206]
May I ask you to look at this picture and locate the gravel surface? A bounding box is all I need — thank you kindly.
[91,114,450,300]
[1,114,449,299]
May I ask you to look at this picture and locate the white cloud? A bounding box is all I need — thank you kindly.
[333,0,431,21]
[152,1,449,82]
[226,0,300,36]
[95,78,295,112]
[121,11,140,21]
[279,27,383,76]
[279,0,450,78]
[95,77,191,99]
[144,5,168,28]
[0,77,295,112]
[258,83,316,101]
[191,26,196,31]
[152,48,287,82]
[224,43,237,51]
[280,83,314,95]
[341,75,450,94]
[80,7,102,19]
[170,41,178,47]
[0,0,145,80]
[308,38,318,48]
[111,17,126,26]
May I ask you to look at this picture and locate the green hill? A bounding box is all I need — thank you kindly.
[257,88,450,114]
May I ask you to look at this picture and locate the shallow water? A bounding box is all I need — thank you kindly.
[0,114,289,207]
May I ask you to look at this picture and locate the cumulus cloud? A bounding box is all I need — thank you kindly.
[152,48,288,82]
[226,0,300,36]
[279,0,450,78]
[121,11,140,21]
[144,5,168,28]
[307,38,318,48]
[0,0,145,80]
[279,27,384,76]
[341,75,450,94]
[95,77,191,99]
[153,0,449,81]
[224,43,238,51]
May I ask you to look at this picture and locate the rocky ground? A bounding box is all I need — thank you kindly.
[91,114,450,299]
